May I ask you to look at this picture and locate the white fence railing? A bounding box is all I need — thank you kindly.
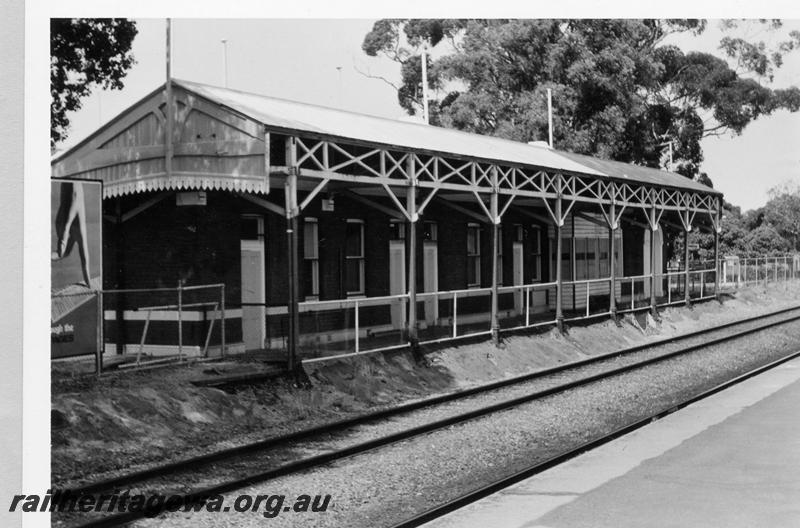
[57,255,798,368]
[721,255,800,287]
[299,254,798,361]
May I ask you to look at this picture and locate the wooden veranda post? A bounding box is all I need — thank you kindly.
[608,201,617,319]
[650,205,658,318]
[555,179,564,332]
[714,202,721,301]
[406,156,419,349]
[490,168,500,345]
[114,199,125,356]
[95,290,103,374]
[684,226,691,306]
[177,280,183,360]
[285,137,300,371]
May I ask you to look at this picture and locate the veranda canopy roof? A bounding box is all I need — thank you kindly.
[52,79,720,198]
[175,79,719,195]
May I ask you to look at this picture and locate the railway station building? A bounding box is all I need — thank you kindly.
[51,80,723,365]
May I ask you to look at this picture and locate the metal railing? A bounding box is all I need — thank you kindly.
[54,255,799,369]
[299,275,651,361]
[297,254,800,360]
[614,273,651,313]
[653,270,687,307]
[722,255,799,287]
[51,283,228,374]
[296,293,411,357]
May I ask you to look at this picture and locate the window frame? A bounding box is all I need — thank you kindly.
[530,226,542,282]
[345,219,366,297]
[466,223,482,288]
[389,219,406,241]
[303,217,320,300]
[423,221,438,242]
[598,237,610,278]
[575,237,588,280]
[497,225,503,286]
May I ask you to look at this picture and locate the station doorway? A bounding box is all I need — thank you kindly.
[241,216,266,351]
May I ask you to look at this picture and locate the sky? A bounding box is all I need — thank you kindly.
[58,18,800,212]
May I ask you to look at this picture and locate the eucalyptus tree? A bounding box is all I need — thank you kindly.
[363,19,800,180]
[51,18,138,147]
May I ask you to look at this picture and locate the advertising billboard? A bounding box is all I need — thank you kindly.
[51,179,103,358]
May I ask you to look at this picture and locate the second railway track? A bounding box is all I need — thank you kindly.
[58,304,800,528]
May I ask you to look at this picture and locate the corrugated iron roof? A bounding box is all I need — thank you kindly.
[54,79,719,196]
[553,150,719,195]
[176,80,718,195]
[176,79,604,177]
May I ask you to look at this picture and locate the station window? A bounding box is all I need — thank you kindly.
[575,238,588,280]
[423,221,438,242]
[530,227,542,281]
[389,219,406,240]
[586,239,597,278]
[497,226,503,286]
[599,235,623,277]
[598,238,609,277]
[575,238,600,280]
[345,219,365,296]
[551,232,622,282]
[467,223,481,288]
[303,218,320,300]
[561,237,572,280]
[240,216,264,240]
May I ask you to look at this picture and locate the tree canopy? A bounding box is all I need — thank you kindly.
[702,183,800,257]
[51,18,138,148]
[762,182,800,250]
[362,19,800,181]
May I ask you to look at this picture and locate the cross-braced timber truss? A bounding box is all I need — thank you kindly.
[265,131,722,368]
[272,133,720,224]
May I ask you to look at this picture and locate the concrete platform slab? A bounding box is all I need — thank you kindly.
[425,354,800,528]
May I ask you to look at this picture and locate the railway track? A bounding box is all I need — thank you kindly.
[59,305,800,528]
[391,341,800,528]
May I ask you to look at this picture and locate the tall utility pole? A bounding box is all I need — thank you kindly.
[421,44,430,124]
[336,66,343,108]
[165,18,173,179]
[221,38,229,88]
[547,88,553,148]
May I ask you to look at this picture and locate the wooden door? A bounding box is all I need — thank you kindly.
[389,240,406,329]
[423,240,438,325]
[512,241,524,313]
[240,217,265,351]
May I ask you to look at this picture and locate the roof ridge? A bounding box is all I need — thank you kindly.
[173,78,440,131]
[173,78,597,157]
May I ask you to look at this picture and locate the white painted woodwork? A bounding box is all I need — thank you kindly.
[512,241,524,313]
[389,240,407,329]
[240,217,265,351]
[423,240,439,325]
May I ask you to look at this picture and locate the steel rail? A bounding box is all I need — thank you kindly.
[66,306,800,527]
[69,304,800,497]
[390,345,800,528]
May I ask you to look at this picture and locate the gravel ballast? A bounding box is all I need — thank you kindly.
[130,316,800,528]
[52,283,800,487]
